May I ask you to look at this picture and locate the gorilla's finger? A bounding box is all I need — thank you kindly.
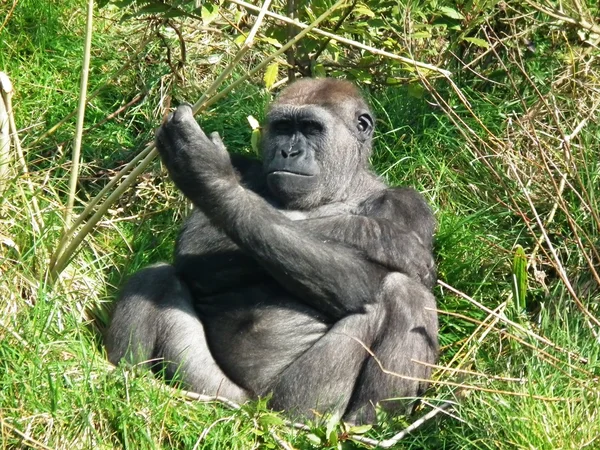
[209,131,227,152]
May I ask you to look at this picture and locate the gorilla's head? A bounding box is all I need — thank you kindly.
[261,79,375,210]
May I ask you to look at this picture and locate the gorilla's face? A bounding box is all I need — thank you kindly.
[262,102,374,210]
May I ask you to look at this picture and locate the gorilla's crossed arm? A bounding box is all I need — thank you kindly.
[107,79,438,424]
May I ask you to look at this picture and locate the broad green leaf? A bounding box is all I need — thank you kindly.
[202,4,219,25]
[463,37,490,49]
[264,62,279,90]
[261,37,282,48]
[258,413,284,427]
[313,63,326,78]
[306,433,322,445]
[233,34,246,47]
[325,412,340,445]
[440,6,464,20]
[135,3,174,15]
[349,424,372,434]
[412,31,432,39]
[407,83,425,98]
[355,5,375,17]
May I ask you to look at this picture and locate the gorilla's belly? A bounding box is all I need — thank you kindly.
[196,284,330,393]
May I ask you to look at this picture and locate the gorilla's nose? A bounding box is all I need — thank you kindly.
[281,147,303,158]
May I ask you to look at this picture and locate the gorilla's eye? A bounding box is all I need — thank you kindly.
[271,120,294,135]
[357,113,373,133]
[301,120,323,135]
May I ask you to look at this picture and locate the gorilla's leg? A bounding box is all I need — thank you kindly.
[106,263,249,402]
[344,273,438,423]
[267,273,437,423]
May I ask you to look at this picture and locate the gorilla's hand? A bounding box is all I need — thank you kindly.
[156,104,237,203]
[396,235,436,289]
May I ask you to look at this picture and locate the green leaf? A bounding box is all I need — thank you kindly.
[463,37,490,49]
[512,245,528,311]
[261,37,282,48]
[325,413,340,445]
[354,5,375,17]
[258,413,284,427]
[135,3,174,15]
[306,433,322,445]
[264,62,279,90]
[233,34,246,47]
[407,83,425,98]
[202,4,219,25]
[412,31,432,39]
[439,6,464,20]
[250,129,261,155]
[349,424,372,434]
[312,63,326,78]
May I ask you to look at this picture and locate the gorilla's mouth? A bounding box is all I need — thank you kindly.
[267,171,319,203]
[267,170,316,178]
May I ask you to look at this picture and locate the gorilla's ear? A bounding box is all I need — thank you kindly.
[357,112,374,138]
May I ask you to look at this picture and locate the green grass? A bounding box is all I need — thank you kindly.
[1,0,599,449]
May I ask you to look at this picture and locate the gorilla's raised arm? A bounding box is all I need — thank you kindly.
[157,105,388,318]
[156,101,435,318]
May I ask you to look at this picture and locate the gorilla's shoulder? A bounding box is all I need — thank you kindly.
[360,186,435,245]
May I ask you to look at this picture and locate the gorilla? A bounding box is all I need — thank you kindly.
[106,78,438,424]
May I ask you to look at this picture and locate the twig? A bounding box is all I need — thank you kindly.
[0,0,18,34]
[415,360,525,383]
[286,0,296,82]
[522,0,600,35]
[376,402,453,448]
[227,0,452,77]
[65,0,95,228]
[312,0,358,62]
[0,418,55,450]
[438,280,590,363]
[269,430,294,450]
[179,386,452,449]
[179,389,243,410]
[0,72,43,232]
[346,334,571,401]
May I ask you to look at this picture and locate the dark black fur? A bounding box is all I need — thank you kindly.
[106,79,438,423]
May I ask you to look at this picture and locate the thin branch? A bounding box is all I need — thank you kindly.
[0,0,18,34]
[312,0,358,62]
[438,280,590,363]
[227,0,452,77]
[0,72,43,232]
[286,0,296,82]
[65,0,95,228]
[0,418,55,450]
[522,0,600,35]
[376,402,454,448]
